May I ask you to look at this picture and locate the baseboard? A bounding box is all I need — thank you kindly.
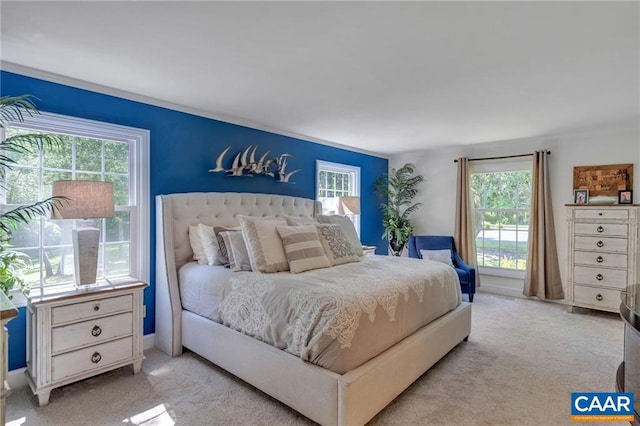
[8,333,156,390]
[478,284,526,299]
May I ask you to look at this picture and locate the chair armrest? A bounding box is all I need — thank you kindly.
[453,251,476,291]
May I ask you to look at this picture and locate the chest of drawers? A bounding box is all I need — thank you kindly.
[567,206,639,312]
[25,279,147,406]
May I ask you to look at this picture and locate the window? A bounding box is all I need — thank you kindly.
[1,112,149,292]
[471,160,531,275]
[316,160,360,236]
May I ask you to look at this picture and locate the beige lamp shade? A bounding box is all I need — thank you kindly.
[338,196,361,215]
[52,180,115,219]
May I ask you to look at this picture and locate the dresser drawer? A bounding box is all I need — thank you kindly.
[574,236,628,252]
[574,223,628,237]
[51,336,133,382]
[574,266,627,289]
[52,295,132,325]
[573,285,622,311]
[573,251,627,269]
[574,209,629,220]
[51,312,133,354]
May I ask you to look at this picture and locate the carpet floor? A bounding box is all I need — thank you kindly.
[6,293,626,425]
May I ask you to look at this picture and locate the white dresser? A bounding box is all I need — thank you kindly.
[567,205,639,312]
[25,278,147,406]
[0,292,18,425]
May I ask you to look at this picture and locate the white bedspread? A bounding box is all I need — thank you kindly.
[179,255,461,373]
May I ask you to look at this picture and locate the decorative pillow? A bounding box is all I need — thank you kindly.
[285,215,319,226]
[197,224,223,266]
[189,225,208,265]
[317,215,363,257]
[316,224,360,266]
[420,249,454,267]
[213,226,241,266]
[239,216,289,273]
[276,225,331,274]
[220,231,252,272]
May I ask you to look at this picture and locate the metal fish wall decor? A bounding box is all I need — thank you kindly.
[209,145,301,183]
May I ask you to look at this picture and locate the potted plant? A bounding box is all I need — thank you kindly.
[374,163,424,256]
[0,95,61,298]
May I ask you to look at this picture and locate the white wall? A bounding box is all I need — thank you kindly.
[390,121,640,297]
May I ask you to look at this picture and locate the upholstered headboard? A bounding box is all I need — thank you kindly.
[155,192,322,356]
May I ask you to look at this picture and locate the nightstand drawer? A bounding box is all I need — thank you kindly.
[52,295,132,325]
[51,312,133,354]
[573,285,621,311]
[574,209,629,220]
[51,336,133,382]
[574,236,628,252]
[574,266,627,289]
[574,251,627,269]
[574,223,628,237]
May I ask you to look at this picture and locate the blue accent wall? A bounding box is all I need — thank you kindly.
[0,70,388,369]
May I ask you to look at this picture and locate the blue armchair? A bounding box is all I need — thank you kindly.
[408,235,476,302]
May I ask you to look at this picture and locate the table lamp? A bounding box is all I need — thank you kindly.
[51,180,114,286]
[338,196,361,216]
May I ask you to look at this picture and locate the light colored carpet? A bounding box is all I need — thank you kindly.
[6,293,626,425]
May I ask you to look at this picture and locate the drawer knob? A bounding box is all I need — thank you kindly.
[91,352,102,364]
[596,294,603,301]
[596,256,604,263]
[596,226,604,233]
[598,212,603,216]
[596,240,604,248]
[93,305,100,312]
[596,273,604,281]
[91,325,102,337]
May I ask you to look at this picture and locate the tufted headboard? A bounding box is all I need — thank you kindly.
[155,192,322,356]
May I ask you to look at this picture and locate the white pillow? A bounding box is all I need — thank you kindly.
[198,224,223,266]
[420,249,454,267]
[188,225,208,264]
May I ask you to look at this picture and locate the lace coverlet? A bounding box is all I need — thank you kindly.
[214,256,461,374]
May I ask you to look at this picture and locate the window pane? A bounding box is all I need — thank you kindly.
[76,137,102,172]
[43,135,73,169]
[106,175,129,206]
[42,171,73,198]
[104,141,128,174]
[106,211,130,242]
[105,242,130,276]
[5,168,39,204]
[5,128,40,167]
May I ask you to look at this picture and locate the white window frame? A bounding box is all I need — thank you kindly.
[316,160,361,237]
[471,159,532,279]
[2,112,150,298]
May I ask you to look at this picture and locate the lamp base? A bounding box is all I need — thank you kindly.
[73,227,100,287]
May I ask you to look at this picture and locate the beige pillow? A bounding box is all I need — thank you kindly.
[276,225,331,274]
[239,216,289,273]
[285,215,318,226]
[316,224,360,266]
[420,249,454,267]
[317,215,363,257]
[188,225,208,264]
[197,224,223,266]
[221,231,252,272]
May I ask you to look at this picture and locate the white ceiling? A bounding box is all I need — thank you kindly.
[1,1,638,155]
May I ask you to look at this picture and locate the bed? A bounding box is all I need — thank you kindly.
[155,192,472,425]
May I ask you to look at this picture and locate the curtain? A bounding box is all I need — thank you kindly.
[523,151,564,299]
[454,157,480,286]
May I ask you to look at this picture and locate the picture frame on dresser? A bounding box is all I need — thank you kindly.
[619,190,633,205]
[574,189,589,205]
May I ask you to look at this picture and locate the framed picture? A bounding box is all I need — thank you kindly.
[618,190,633,204]
[574,189,589,205]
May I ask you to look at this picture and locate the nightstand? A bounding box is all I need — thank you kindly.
[25,277,147,406]
[362,245,377,255]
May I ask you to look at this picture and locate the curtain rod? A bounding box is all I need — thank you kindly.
[453,150,551,163]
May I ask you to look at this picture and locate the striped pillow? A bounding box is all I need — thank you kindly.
[276,225,331,274]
